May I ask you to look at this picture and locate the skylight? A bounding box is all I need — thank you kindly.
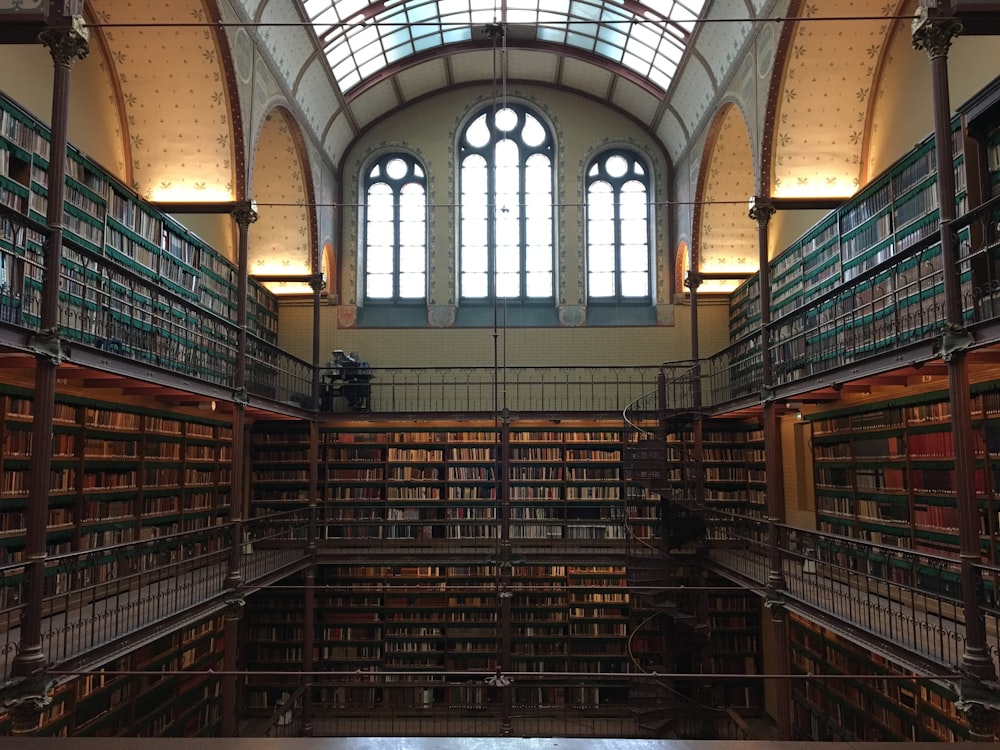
[301,0,707,93]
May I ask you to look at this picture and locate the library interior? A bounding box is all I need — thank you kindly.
[5,0,1000,744]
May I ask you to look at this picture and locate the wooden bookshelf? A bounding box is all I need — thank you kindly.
[250,419,652,546]
[1,613,224,737]
[0,384,232,564]
[706,587,762,713]
[730,118,969,354]
[789,614,968,741]
[806,383,1000,566]
[0,92,278,358]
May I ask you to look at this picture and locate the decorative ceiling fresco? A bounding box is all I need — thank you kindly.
[79,0,917,294]
[88,0,238,203]
[698,103,756,294]
[770,0,906,198]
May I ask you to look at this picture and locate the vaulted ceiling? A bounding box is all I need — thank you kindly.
[75,0,922,294]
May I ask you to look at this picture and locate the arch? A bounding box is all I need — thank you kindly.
[764,1,908,199]
[675,239,689,298]
[457,99,556,302]
[87,0,240,203]
[248,105,317,295]
[693,102,756,293]
[584,147,654,303]
[359,150,429,304]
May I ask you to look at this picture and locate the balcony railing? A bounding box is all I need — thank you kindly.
[705,510,990,675]
[0,511,311,684]
[323,365,663,414]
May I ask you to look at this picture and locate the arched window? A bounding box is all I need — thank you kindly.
[459,103,554,301]
[363,153,426,301]
[586,149,651,302]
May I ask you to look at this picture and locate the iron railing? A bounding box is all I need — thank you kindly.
[0,510,311,682]
[322,365,663,414]
[705,510,983,675]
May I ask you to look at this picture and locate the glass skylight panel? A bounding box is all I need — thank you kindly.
[303,0,706,93]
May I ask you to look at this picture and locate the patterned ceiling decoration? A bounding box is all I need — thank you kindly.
[698,103,756,294]
[248,0,735,163]
[80,1,908,294]
[771,0,905,198]
[251,107,315,295]
[88,0,236,202]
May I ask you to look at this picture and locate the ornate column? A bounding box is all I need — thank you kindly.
[914,9,996,686]
[220,595,245,736]
[227,200,257,589]
[12,15,89,694]
[301,567,315,736]
[748,199,786,591]
[685,270,706,511]
[749,198,791,740]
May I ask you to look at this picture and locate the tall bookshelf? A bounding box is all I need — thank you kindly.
[0,92,279,363]
[0,383,232,563]
[245,419,646,728]
[0,613,225,737]
[660,418,765,526]
[706,586,762,714]
[789,614,968,741]
[250,420,657,546]
[730,118,968,353]
[807,382,1000,564]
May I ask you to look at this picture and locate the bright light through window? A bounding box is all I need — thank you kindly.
[300,1,707,93]
[460,104,553,300]
[586,149,651,301]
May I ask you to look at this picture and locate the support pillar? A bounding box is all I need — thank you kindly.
[226,201,258,590]
[221,595,245,736]
[913,8,997,685]
[749,198,791,739]
[685,271,706,510]
[11,11,89,692]
[302,567,315,736]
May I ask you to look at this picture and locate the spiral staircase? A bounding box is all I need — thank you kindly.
[621,366,733,739]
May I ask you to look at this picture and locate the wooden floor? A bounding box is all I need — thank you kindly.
[11,740,960,750]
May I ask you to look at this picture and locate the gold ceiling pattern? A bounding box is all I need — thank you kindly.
[771,0,905,198]
[698,104,756,294]
[89,0,237,203]
[77,1,912,294]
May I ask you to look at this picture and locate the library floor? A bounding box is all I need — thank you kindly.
[11,741,959,749]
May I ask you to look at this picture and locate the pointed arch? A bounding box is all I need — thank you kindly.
[692,102,756,293]
[249,105,318,295]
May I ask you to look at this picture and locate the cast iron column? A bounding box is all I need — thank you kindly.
[11,16,89,697]
[913,10,996,687]
[749,198,791,740]
[227,201,257,589]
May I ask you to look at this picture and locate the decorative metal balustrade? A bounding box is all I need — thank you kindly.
[702,200,1000,411]
[704,510,990,675]
[324,364,663,415]
[0,511,311,684]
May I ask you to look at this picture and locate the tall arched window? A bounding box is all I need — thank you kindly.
[459,103,554,301]
[586,149,651,302]
[363,153,426,301]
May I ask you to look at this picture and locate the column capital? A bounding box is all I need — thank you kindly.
[684,270,701,291]
[308,273,326,293]
[39,18,89,68]
[748,196,775,227]
[912,8,962,60]
[232,200,259,231]
[1,674,53,735]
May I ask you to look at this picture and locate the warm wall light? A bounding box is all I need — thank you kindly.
[198,401,217,412]
[148,184,234,203]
